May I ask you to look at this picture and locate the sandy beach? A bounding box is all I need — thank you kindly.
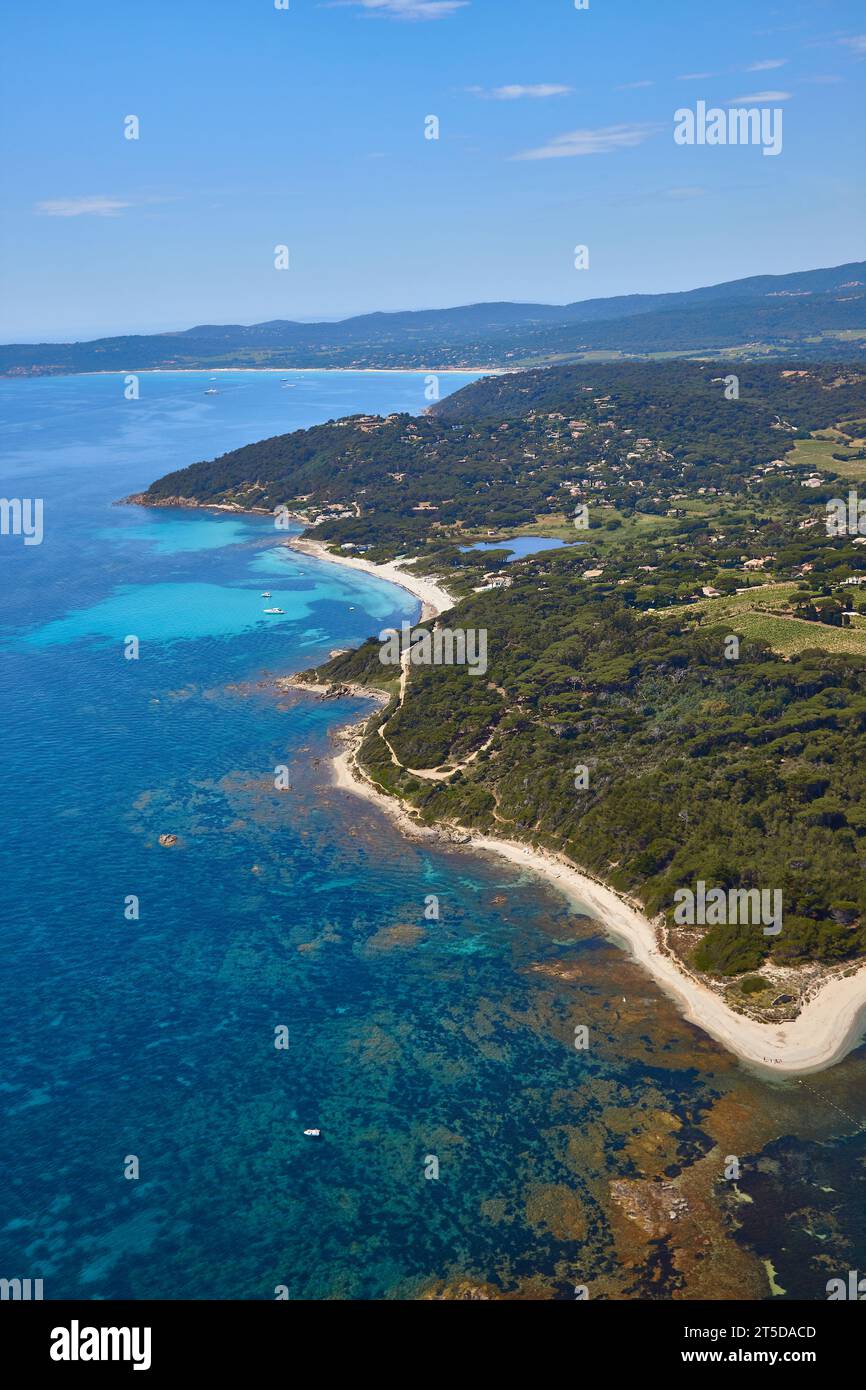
[286,535,457,621]
[302,540,866,1076]
[87,366,504,378]
[467,839,866,1076]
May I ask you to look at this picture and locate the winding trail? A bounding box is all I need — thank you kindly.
[295,533,866,1075]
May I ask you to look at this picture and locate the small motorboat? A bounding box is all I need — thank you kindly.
[263,607,285,614]
[261,591,271,597]
[303,1128,321,1138]
[204,387,219,395]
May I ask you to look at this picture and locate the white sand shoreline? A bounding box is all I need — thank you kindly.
[80,366,504,378]
[298,540,866,1076]
[286,535,457,621]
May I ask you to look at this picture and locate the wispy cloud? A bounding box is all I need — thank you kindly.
[839,34,866,55]
[616,80,654,90]
[329,0,467,18]
[745,58,787,71]
[468,83,572,100]
[728,90,792,103]
[512,122,660,161]
[678,72,717,80]
[34,195,135,218]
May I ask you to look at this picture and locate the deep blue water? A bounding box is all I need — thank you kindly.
[2,371,866,1302]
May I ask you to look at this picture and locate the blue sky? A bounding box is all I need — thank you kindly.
[1,0,863,339]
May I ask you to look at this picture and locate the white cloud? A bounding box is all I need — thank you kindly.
[34,195,134,218]
[330,0,467,18]
[839,34,866,54]
[745,58,787,71]
[512,123,660,161]
[616,80,654,90]
[469,83,572,100]
[728,90,792,103]
[678,72,717,80]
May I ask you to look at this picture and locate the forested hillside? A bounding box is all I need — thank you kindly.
[4,261,864,375]
[319,556,866,981]
[138,360,866,556]
[139,354,866,1012]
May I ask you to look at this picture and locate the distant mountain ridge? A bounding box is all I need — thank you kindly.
[3,260,864,375]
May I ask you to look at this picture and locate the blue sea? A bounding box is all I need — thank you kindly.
[2,370,866,1301]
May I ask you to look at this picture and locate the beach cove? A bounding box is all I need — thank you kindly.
[293,538,866,1077]
[2,369,866,1301]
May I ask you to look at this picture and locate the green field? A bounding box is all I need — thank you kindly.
[786,427,866,482]
[672,582,799,618]
[729,610,866,656]
[659,582,866,655]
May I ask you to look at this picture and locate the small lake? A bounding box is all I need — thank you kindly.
[3,372,865,1302]
[460,536,582,563]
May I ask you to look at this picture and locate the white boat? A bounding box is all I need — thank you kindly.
[303,1129,321,1138]
[263,607,285,614]
[261,591,271,597]
[204,387,219,395]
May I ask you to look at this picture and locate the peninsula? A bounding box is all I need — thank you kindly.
[134,350,866,1073]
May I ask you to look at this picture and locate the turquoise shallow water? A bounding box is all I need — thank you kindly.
[2,370,866,1301]
[95,514,257,553]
